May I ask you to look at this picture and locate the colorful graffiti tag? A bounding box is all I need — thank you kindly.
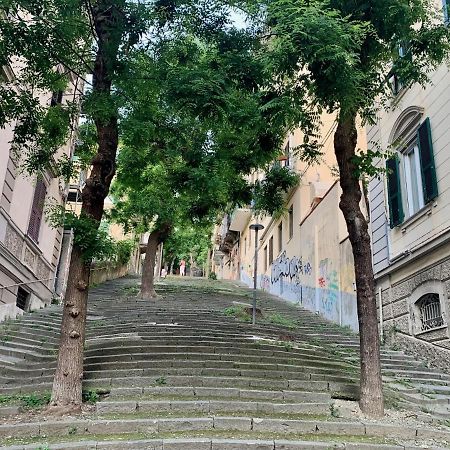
[318,258,339,315]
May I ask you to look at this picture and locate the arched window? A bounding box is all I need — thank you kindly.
[416,293,443,331]
[386,108,438,227]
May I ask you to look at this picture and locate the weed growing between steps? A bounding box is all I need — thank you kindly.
[0,389,102,410]
[0,429,404,448]
[223,306,253,323]
[222,306,299,329]
[0,393,51,409]
[265,313,298,329]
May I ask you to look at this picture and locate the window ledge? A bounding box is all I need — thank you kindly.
[391,86,409,106]
[25,235,43,255]
[415,324,448,337]
[399,203,435,233]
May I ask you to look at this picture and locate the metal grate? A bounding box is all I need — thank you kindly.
[16,287,29,311]
[418,293,444,331]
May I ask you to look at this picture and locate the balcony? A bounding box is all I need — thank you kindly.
[229,208,252,233]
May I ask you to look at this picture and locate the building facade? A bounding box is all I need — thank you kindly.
[0,64,81,321]
[213,114,367,331]
[368,4,450,369]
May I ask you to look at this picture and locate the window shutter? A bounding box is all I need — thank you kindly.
[27,179,47,242]
[386,157,404,228]
[417,118,438,204]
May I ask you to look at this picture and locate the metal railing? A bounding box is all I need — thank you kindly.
[0,277,55,304]
[419,294,444,331]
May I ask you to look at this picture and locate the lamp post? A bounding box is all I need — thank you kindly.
[249,223,264,325]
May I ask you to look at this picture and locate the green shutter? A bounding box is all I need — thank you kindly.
[386,157,404,228]
[417,118,438,204]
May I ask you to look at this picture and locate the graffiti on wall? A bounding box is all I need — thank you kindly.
[318,258,339,315]
[271,251,312,284]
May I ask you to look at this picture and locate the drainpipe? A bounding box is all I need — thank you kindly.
[379,286,384,340]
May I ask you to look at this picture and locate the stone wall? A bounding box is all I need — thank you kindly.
[380,256,450,371]
[90,262,129,287]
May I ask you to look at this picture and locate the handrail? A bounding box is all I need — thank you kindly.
[0,277,55,291]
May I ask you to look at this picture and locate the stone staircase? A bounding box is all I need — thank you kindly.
[0,277,450,449]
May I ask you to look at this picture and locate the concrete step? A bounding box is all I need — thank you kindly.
[0,438,417,450]
[95,399,332,415]
[109,386,333,403]
[0,415,447,443]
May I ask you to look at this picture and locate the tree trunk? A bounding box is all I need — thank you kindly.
[140,230,160,299]
[334,113,384,418]
[169,258,175,275]
[49,0,123,413]
[140,223,172,299]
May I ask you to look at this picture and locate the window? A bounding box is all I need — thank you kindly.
[389,41,410,96]
[244,237,247,255]
[444,0,449,24]
[387,118,438,227]
[269,236,274,265]
[403,143,425,216]
[263,246,267,272]
[16,287,29,311]
[278,223,283,253]
[416,293,444,331]
[284,142,290,167]
[50,90,64,107]
[28,179,47,243]
[288,205,294,239]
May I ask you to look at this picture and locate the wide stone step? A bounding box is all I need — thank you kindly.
[384,369,450,381]
[0,415,447,443]
[109,386,333,403]
[95,399,331,415]
[83,352,352,371]
[84,344,344,366]
[84,367,352,382]
[0,345,55,362]
[1,438,422,450]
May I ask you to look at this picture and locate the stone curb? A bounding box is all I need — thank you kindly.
[1,438,443,450]
[1,417,449,443]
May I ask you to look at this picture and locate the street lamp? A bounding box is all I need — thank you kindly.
[249,223,264,325]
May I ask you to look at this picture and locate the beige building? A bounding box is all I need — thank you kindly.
[213,114,367,330]
[368,3,450,368]
[0,64,81,321]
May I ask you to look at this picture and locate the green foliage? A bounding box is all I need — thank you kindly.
[0,392,51,409]
[155,376,167,386]
[47,206,114,262]
[0,0,89,174]
[208,272,217,280]
[223,305,252,323]
[254,0,450,174]
[73,122,98,169]
[115,240,134,266]
[252,165,299,217]
[82,389,99,404]
[164,223,212,271]
[266,313,298,329]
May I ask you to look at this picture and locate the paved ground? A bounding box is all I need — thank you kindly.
[0,275,450,449]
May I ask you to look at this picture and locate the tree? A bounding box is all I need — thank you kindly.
[252,0,450,416]
[0,0,257,412]
[111,29,306,300]
[164,224,212,275]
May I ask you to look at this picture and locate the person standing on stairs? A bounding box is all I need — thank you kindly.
[180,259,186,276]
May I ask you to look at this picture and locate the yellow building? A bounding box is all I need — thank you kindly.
[213,113,367,330]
